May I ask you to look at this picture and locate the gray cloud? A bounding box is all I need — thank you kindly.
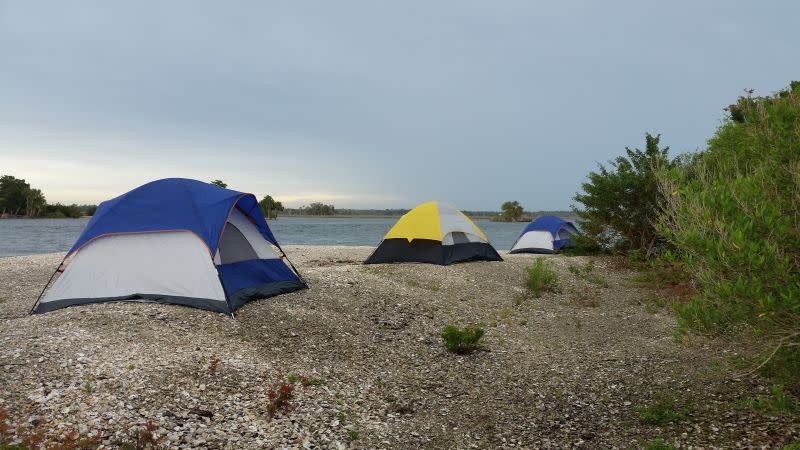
[1,1,798,208]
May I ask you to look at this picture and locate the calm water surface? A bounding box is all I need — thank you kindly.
[0,217,525,257]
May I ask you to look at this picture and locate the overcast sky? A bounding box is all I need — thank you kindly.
[1,1,798,210]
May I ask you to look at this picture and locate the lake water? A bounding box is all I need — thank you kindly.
[0,217,526,257]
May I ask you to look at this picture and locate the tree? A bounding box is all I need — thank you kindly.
[259,195,284,219]
[210,180,227,188]
[0,175,32,215]
[500,201,524,221]
[45,203,83,218]
[25,188,46,217]
[573,133,675,254]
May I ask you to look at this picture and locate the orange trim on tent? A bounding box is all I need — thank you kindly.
[68,229,214,258]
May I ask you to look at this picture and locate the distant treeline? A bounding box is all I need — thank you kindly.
[283,206,574,219]
[0,175,96,218]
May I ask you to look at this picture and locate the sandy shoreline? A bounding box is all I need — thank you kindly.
[0,246,797,448]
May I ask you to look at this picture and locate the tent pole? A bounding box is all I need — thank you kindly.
[278,245,308,288]
[29,257,66,315]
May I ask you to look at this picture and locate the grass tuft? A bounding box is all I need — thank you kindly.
[739,385,799,416]
[637,390,692,425]
[441,325,485,355]
[526,259,559,297]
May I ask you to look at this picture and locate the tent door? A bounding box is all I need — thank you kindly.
[218,223,259,264]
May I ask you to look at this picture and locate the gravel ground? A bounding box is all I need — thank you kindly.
[0,246,797,449]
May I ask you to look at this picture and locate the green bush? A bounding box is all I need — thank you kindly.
[441,325,485,354]
[573,133,677,254]
[659,82,800,390]
[785,439,800,450]
[557,233,606,256]
[526,259,559,296]
[45,203,83,218]
[740,385,799,416]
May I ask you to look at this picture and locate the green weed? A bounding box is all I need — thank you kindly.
[526,259,559,297]
[637,390,692,425]
[740,385,798,416]
[441,325,485,354]
[784,439,800,450]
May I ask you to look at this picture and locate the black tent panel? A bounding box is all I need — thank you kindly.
[442,242,503,265]
[364,239,503,265]
[365,239,444,264]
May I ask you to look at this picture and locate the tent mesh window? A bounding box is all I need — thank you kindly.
[218,223,259,264]
[448,231,470,244]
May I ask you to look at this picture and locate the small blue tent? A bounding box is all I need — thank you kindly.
[33,178,305,315]
[510,215,580,254]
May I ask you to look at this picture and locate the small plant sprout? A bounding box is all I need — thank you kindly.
[441,325,485,354]
[114,420,162,448]
[266,380,295,418]
[287,373,324,387]
[347,430,360,441]
[300,377,324,387]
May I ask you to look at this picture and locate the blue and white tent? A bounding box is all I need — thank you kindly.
[509,215,580,254]
[33,178,305,315]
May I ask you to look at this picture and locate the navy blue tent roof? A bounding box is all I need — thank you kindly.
[69,178,278,256]
[521,215,579,236]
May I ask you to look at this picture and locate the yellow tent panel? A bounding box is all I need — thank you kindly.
[383,201,441,242]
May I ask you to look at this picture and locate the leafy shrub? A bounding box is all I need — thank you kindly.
[659,82,800,390]
[785,439,800,450]
[44,203,84,219]
[637,391,692,425]
[0,409,169,449]
[573,133,677,254]
[114,420,164,449]
[740,385,799,416]
[557,233,606,256]
[526,259,559,296]
[441,325,485,354]
[266,381,294,418]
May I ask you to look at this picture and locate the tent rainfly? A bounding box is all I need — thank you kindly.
[509,215,579,254]
[364,201,502,265]
[31,178,306,315]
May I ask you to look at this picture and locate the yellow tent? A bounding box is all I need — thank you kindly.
[365,201,502,265]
